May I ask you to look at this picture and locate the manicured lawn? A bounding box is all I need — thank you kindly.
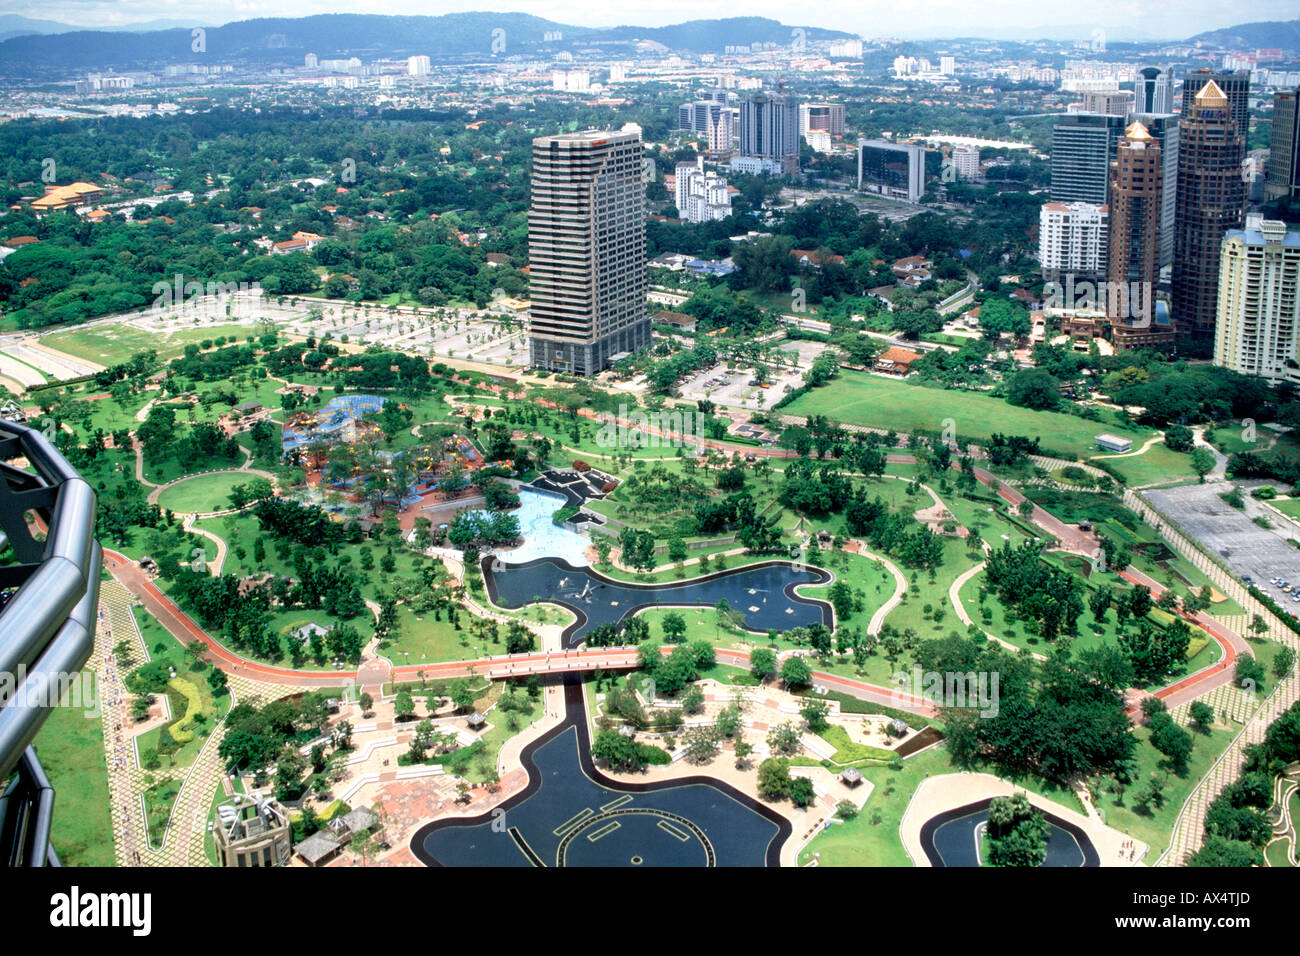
[156,471,253,513]
[42,322,263,366]
[1097,443,1196,487]
[1270,498,1300,519]
[33,675,115,867]
[133,607,231,770]
[785,372,1145,459]
[797,746,950,865]
[1266,837,1295,867]
[1091,721,1240,859]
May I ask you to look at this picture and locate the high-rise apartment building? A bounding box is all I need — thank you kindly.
[1172,81,1247,340]
[1136,67,1174,114]
[674,159,732,222]
[1050,113,1129,204]
[799,103,846,137]
[1081,89,1135,116]
[1265,87,1300,201]
[1213,219,1300,383]
[1039,201,1108,282]
[951,145,980,180]
[732,93,799,177]
[1108,122,1172,346]
[406,55,430,77]
[528,130,648,376]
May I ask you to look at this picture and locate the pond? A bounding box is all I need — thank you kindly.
[484,556,833,645]
[480,488,591,567]
[412,681,788,867]
[919,798,1099,867]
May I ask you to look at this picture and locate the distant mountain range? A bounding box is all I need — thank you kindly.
[0,13,852,75]
[0,14,199,43]
[1188,18,1300,50]
[0,12,1295,78]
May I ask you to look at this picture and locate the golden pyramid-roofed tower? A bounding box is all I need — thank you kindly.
[1125,120,1154,141]
[1194,79,1228,107]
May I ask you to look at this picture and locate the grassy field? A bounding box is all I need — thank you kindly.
[156,471,252,513]
[1091,720,1240,859]
[785,372,1145,459]
[33,676,115,867]
[1095,443,1196,487]
[42,322,263,367]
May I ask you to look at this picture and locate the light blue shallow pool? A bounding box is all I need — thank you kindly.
[489,488,590,566]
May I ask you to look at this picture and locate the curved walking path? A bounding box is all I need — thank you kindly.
[183,515,229,575]
[100,545,938,716]
[1089,434,1165,461]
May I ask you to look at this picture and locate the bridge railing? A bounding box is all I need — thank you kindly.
[0,418,100,867]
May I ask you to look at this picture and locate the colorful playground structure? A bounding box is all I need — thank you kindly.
[280,394,389,453]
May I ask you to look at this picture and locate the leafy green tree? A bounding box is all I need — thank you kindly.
[789,776,816,808]
[749,647,777,682]
[756,757,791,797]
[780,655,812,689]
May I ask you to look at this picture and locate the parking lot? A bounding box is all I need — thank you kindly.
[675,340,827,411]
[1146,481,1300,613]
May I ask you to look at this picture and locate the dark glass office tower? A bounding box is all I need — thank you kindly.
[1172,81,1247,341]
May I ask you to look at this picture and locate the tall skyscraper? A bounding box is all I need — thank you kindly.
[1265,87,1300,201]
[1181,69,1250,140]
[528,130,648,376]
[1213,219,1300,383]
[732,93,799,176]
[1050,113,1128,205]
[1136,66,1174,114]
[1128,112,1180,270]
[1108,121,1171,346]
[678,100,733,152]
[1172,81,1247,341]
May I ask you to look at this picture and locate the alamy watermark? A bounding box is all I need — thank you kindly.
[891,665,1000,717]
[1044,275,1154,324]
[0,667,99,716]
[151,274,262,312]
[595,404,707,454]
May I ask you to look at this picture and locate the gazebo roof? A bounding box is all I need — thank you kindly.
[294,830,342,864]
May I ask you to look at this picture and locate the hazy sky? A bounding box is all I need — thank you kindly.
[8,0,1293,40]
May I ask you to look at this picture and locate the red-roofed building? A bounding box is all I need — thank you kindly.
[874,346,923,376]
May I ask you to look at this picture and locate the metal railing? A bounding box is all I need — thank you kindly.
[0,418,99,866]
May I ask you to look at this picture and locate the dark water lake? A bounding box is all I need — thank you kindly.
[486,557,832,645]
[413,682,786,867]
